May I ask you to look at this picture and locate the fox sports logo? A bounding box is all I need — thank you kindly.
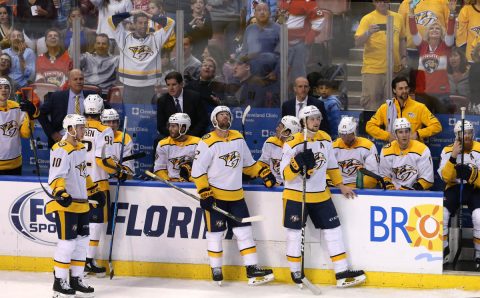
[9,189,58,246]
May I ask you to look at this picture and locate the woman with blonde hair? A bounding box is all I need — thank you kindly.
[469,43,480,113]
[409,0,456,113]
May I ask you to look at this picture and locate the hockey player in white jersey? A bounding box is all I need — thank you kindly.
[47,114,105,297]
[379,118,434,190]
[154,113,199,182]
[82,94,129,277]
[333,116,379,188]
[101,108,134,174]
[280,105,366,288]
[191,106,276,286]
[258,115,301,185]
[438,120,480,266]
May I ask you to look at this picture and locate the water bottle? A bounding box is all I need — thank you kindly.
[356,168,364,189]
[14,90,22,103]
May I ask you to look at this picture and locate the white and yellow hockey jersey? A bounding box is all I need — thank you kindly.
[258,136,284,184]
[281,131,343,203]
[83,119,116,191]
[438,141,480,189]
[46,140,95,214]
[0,100,32,170]
[379,140,434,190]
[192,130,264,201]
[112,131,134,173]
[154,135,199,181]
[333,136,379,188]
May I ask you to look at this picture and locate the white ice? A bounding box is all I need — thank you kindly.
[1,271,479,298]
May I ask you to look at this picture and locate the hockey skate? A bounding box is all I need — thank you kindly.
[291,271,304,289]
[211,267,223,286]
[53,276,75,298]
[84,258,106,278]
[246,265,274,286]
[70,276,94,297]
[335,270,366,288]
[443,246,450,264]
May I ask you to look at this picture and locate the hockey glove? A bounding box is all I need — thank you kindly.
[179,162,193,182]
[290,152,305,174]
[53,188,72,208]
[20,99,37,119]
[302,148,316,176]
[384,181,396,190]
[259,167,276,188]
[199,187,215,211]
[115,165,131,182]
[88,191,105,208]
[455,164,478,184]
[411,182,424,190]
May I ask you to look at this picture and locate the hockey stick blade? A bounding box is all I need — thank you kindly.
[144,170,263,223]
[358,168,386,190]
[242,105,251,125]
[122,152,146,162]
[301,277,322,295]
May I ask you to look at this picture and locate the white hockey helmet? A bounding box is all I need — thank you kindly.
[168,112,191,137]
[83,94,104,115]
[454,120,474,135]
[338,116,357,135]
[393,118,411,132]
[280,115,301,137]
[298,105,322,130]
[210,105,232,131]
[0,77,11,98]
[101,108,120,123]
[63,114,86,139]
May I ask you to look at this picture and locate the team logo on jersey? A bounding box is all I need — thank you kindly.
[393,164,418,182]
[314,152,326,169]
[194,150,200,160]
[408,112,415,118]
[0,120,18,137]
[470,26,480,35]
[271,158,281,174]
[215,220,224,228]
[76,161,88,178]
[338,159,362,176]
[421,54,439,73]
[290,215,300,223]
[415,11,438,27]
[129,45,154,61]
[219,151,241,168]
[169,156,191,170]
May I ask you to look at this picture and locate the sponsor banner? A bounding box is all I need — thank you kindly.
[1,179,442,274]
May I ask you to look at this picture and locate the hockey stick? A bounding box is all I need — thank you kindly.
[453,107,466,269]
[241,105,251,139]
[144,170,264,223]
[300,127,321,295]
[358,168,387,190]
[108,116,128,280]
[122,151,146,162]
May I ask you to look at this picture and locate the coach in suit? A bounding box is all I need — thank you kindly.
[281,76,330,134]
[38,69,97,147]
[157,71,208,138]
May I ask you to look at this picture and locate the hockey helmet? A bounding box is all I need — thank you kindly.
[454,120,474,135]
[83,94,104,115]
[280,115,301,137]
[210,105,232,131]
[63,113,86,139]
[393,118,411,132]
[298,105,322,122]
[101,108,120,123]
[168,113,191,137]
[338,116,357,135]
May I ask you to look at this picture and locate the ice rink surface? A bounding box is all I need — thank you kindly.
[2,271,480,298]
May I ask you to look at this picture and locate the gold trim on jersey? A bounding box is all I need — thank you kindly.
[283,188,332,203]
[54,260,70,269]
[210,185,243,201]
[0,155,21,170]
[286,130,332,149]
[95,179,110,191]
[207,250,223,258]
[114,131,132,144]
[159,135,200,148]
[58,211,66,239]
[89,240,99,247]
[239,246,257,256]
[381,140,428,157]
[333,136,374,150]
[154,169,169,181]
[71,260,86,267]
[45,201,90,215]
[265,136,284,148]
[331,252,347,262]
[287,255,301,263]
[201,130,244,148]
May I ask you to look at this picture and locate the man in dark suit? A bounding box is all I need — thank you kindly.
[157,71,208,138]
[38,69,97,147]
[281,76,330,134]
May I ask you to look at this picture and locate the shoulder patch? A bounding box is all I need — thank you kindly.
[202,133,211,140]
[286,136,294,142]
[383,143,392,149]
[58,141,67,147]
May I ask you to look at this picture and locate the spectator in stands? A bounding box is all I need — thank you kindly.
[281,76,330,134]
[206,0,241,55]
[240,2,280,81]
[3,29,36,89]
[173,36,202,83]
[55,0,73,28]
[35,28,72,88]
[91,0,133,52]
[0,53,16,96]
[62,7,96,54]
[185,0,213,59]
[79,0,99,30]
[469,44,480,113]
[80,34,119,96]
[366,76,442,143]
[156,71,208,138]
[448,47,470,99]
[38,69,97,147]
[0,5,12,44]
[315,80,341,138]
[185,57,223,107]
[277,0,325,82]
[17,0,56,52]
[354,0,407,110]
[246,0,276,22]
[110,10,175,104]
[202,44,231,83]
[164,0,192,19]
[147,0,176,53]
[408,0,456,114]
[133,0,149,12]
[457,0,480,62]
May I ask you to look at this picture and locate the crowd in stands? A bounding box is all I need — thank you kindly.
[0,0,479,189]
